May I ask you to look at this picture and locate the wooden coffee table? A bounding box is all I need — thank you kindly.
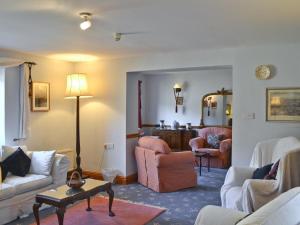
[33,179,115,225]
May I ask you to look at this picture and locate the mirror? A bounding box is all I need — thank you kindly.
[200,89,232,127]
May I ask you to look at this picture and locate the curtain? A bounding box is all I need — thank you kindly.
[0,68,5,147]
[138,80,142,129]
[19,64,29,140]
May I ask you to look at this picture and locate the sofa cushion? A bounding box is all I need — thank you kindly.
[2,148,31,177]
[0,183,16,200]
[252,163,273,179]
[138,136,171,154]
[3,174,53,195]
[30,150,56,175]
[207,134,224,148]
[1,145,28,161]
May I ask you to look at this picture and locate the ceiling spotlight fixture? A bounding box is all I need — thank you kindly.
[79,12,92,30]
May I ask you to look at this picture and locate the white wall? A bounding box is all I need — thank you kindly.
[76,44,300,175]
[0,49,75,152]
[232,45,300,166]
[142,69,232,126]
[2,43,299,176]
[0,68,5,146]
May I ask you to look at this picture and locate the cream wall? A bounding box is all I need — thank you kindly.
[0,49,75,152]
[141,69,232,126]
[76,44,300,175]
[2,44,300,177]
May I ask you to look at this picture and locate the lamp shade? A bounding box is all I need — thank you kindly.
[65,73,92,98]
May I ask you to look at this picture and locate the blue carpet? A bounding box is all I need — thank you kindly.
[114,168,227,225]
[8,168,226,225]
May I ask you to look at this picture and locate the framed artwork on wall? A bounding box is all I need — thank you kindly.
[31,82,50,112]
[266,87,300,121]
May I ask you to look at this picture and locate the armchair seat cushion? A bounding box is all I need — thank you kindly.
[4,174,53,195]
[0,183,15,200]
[196,148,220,157]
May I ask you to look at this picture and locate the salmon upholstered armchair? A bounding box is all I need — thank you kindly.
[135,136,197,192]
[189,127,232,168]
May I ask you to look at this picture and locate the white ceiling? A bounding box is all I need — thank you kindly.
[1,0,300,60]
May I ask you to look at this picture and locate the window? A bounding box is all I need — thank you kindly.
[0,68,5,146]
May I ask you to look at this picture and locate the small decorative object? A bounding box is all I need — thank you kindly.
[31,82,50,112]
[67,170,86,189]
[159,120,165,129]
[186,123,192,129]
[172,120,180,129]
[266,88,300,121]
[256,65,271,80]
[173,83,183,113]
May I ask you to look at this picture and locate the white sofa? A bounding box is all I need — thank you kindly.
[195,187,300,225]
[221,136,300,213]
[0,152,70,225]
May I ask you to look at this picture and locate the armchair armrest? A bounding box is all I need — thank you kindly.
[189,137,205,150]
[239,178,278,213]
[194,205,247,225]
[223,166,256,187]
[220,139,232,154]
[155,151,194,168]
[51,154,70,185]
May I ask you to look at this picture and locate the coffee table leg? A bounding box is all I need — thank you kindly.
[33,202,42,225]
[208,154,210,172]
[106,183,115,217]
[199,156,202,176]
[56,206,66,225]
[87,197,92,211]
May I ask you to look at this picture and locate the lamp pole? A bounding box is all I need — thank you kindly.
[76,96,82,176]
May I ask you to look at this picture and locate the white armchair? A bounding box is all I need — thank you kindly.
[195,187,300,225]
[221,136,300,213]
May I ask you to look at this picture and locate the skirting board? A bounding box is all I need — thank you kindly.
[82,171,138,185]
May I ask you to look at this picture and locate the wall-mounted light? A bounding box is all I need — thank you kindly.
[226,104,231,116]
[79,12,92,30]
[173,83,183,113]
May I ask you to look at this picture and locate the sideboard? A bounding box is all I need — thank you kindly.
[152,129,196,151]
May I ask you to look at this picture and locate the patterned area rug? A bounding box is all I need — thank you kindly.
[29,197,165,225]
[9,168,226,225]
[114,168,227,225]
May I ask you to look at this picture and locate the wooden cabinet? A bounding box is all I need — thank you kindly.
[152,129,196,151]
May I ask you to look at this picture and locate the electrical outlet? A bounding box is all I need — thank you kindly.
[242,113,255,120]
[104,143,114,150]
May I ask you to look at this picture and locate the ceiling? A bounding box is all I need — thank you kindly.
[1,0,300,61]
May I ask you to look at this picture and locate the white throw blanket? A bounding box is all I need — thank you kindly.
[238,138,300,212]
[221,136,300,213]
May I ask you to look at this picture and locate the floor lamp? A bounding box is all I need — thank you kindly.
[65,74,92,176]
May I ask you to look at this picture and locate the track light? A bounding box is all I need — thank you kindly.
[79,12,92,30]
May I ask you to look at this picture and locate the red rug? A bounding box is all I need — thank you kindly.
[31,196,165,225]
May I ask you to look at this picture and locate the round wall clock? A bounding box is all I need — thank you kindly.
[255,65,271,80]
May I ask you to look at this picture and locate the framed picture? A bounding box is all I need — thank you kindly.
[31,82,50,112]
[176,97,184,105]
[266,87,300,121]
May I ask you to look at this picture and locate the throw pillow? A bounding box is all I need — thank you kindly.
[0,162,8,181]
[1,145,28,161]
[252,163,273,179]
[207,134,224,148]
[265,160,280,180]
[1,147,31,177]
[30,150,56,176]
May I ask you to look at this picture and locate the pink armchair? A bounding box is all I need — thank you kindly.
[135,136,197,192]
[189,127,232,168]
